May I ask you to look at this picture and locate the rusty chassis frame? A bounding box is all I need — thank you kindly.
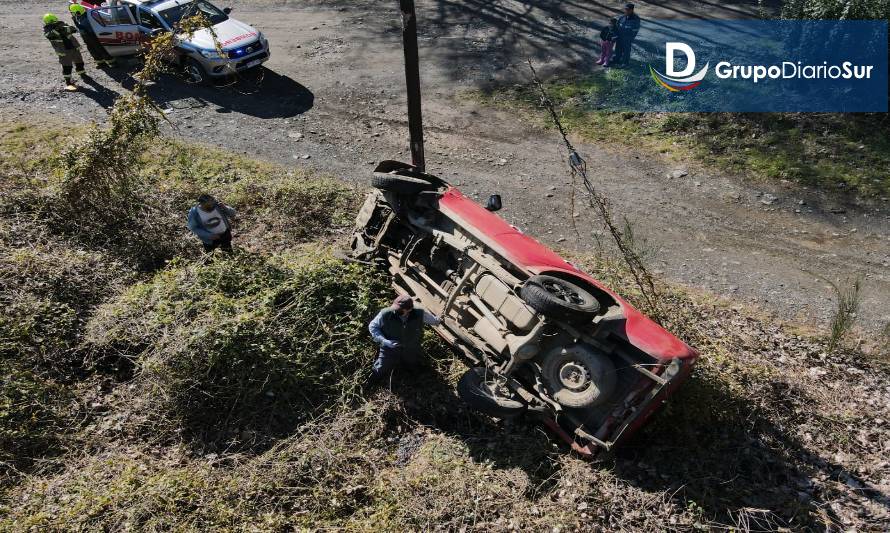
[360,199,680,455]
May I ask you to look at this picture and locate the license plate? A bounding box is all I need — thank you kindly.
[245,59,262,68]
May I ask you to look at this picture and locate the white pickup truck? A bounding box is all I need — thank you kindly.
[83,0,269,82]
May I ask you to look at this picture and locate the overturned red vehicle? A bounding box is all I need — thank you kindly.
[347,0,697,455]
[348,161,698,455]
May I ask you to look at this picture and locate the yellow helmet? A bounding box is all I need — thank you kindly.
[43,13,59,24]
[69,4,87,15]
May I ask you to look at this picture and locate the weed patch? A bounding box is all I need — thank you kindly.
[0,121,359,263]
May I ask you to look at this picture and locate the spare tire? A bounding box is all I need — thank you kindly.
[520,274,600,323]
[457,367,526,419]
[371,173,434,194]
[541,344,616,408]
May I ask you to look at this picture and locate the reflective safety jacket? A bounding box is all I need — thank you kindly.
[44,22,80,54]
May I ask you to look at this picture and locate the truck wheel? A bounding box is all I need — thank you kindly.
[457,367,526,419]
[520,274,600,323]
[371,173,434,194]
[541,344,616,408]
[184,58,207,85]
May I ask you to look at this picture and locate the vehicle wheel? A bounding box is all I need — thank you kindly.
[183,58,208,85]
[457,367,526,419]
[371,173,434,194]
[520,274,600,323]
[541,344,616,408]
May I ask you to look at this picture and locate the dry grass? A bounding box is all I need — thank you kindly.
[3,239,889,530]
[0,119,359,487]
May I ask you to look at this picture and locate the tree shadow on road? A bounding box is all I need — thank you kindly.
[413,0,774,84]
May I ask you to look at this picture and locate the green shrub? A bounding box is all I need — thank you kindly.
[86,250,389,449]
[0,450,252,531]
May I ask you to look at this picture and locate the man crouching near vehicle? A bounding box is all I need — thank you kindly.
[367,295,441,386]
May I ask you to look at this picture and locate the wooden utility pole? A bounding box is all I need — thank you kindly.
[399,0,425,172]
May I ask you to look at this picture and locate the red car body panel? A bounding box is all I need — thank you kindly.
[439,187,698,363]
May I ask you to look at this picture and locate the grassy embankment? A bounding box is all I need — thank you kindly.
[1,121,888,531]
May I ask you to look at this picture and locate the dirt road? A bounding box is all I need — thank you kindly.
[2,0,888,342]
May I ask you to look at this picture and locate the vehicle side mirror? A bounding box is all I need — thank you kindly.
[485,194,502,212]
[223,7,232,14]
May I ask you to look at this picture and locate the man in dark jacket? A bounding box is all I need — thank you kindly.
[43,13,86,89]
[613,3,641,67]
[69,4,115,68]
[187,194,237,253]
[367,295,441,385]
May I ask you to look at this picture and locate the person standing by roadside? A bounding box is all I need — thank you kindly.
[596,17,619,67]
[367,295,441,386]
[43,13,86,90]
[613,3,641,67]
[187,194,236,253]
[69,3,115,68]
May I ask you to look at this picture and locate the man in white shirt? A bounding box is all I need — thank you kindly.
[187,194,236,253]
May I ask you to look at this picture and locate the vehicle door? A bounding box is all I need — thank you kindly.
[86,3,142,56]
[136,7,169,44]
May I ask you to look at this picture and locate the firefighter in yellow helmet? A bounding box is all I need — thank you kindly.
[43,13,86,90]
[68,4,115,68]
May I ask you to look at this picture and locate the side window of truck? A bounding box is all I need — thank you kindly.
[139,9,165,30]
[90,6,133,26]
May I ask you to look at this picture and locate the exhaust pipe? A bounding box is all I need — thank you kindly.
[399,0,425,172]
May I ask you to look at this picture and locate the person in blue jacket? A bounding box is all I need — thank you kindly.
[613,3,641,67]
[187,194,236,253]
[367,294,441,386]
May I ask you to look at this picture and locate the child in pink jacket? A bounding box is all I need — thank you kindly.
[596,18,619,67]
